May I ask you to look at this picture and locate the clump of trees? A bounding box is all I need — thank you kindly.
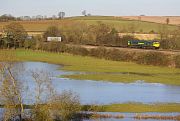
[159,25,180,50]
[43,26,61,39]
[0,14,16,22]
[1,22,27,48]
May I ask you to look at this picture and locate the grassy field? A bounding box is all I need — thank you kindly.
[0,49,180,86]
[102,103,180,112]
[121,16,180,25]
[0,16,178,33]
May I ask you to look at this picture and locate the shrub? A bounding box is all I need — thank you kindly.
[31,105,53,121]
[89,47,107,59]
[137,52,171,66]
[50,91,81,121]
[175,55,180,68]
[67,46,89,56]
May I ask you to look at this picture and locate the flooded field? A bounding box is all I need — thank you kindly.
[13,62,180,105]
[1,61,180,121]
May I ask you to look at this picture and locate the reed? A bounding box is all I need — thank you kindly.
[134,114,180,120]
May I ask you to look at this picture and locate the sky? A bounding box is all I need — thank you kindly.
[0,0,180,17]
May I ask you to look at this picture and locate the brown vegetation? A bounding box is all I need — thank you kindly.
[134,114,180,120]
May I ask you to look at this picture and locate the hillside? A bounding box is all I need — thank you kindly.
[121,16,180,25]
[0,16,179,33]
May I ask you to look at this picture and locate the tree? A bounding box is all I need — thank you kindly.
[0,14,16,22]
[0,63,24,121]
[34,35,44,50]
[61,21,88,44]
[106,28,119,46]
[0,35,3,48]
[31,70,55,121]
[3,22,27,48]
[82,10,87,16]
[95,22,110,45]
[58,12,65,19]
[43,26,61,40]
[50,91,81,121]
[24,37,36,49]
[166,18,170,25]
[30,70,81,121]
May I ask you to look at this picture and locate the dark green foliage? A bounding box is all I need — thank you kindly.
[24,38,36,49]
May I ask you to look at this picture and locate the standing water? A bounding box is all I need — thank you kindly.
[13,62,180,105]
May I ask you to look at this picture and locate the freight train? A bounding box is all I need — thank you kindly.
[128,40,160,49]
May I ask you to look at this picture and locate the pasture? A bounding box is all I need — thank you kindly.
[0,16,178,33]
[121,16,180,25]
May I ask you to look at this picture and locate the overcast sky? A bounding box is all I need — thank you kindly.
[0,0,180,17]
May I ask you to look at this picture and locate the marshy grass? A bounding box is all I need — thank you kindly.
[1,49,180,86]
[88,113,124,119]
[134,114,180,120]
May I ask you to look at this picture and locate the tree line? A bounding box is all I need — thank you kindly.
[0,22,136,49]
[1,21,180,50]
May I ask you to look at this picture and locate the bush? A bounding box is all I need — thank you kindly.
[137,52,171,66]
[31,105,53,121]
[67,46,89,56]
[89,47,108,59]
[50,91,81,121]
[175,55,180,68]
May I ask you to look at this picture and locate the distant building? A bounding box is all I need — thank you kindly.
[36,15,43,20]
[20,16,31,21]
[47,37,62,42]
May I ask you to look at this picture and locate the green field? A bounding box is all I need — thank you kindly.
[0,49,180,86]
[0,16,178,33]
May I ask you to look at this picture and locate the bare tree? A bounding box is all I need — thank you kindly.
[166,18,170,25]
[31,70,55,121]
[30,70,81,121]
[82,10,87,16]
[0,63,24,121]
[58,12,65,19]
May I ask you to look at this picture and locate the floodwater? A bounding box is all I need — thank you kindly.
[13,62,180,105]
[1,61,180,121]
[0,108,179,121]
